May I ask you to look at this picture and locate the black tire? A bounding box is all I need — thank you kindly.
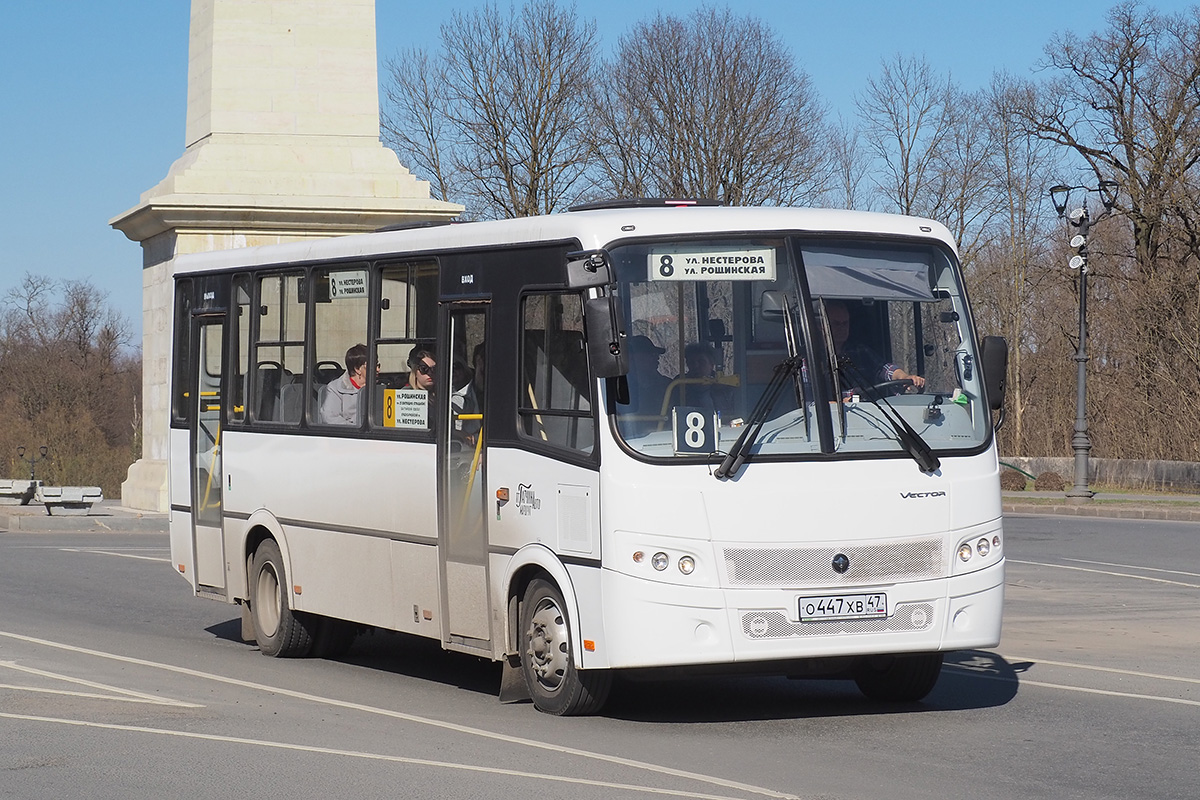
[854,652,944,702]
[309,615,357,659]
[250,539,314,658]
[519,578,611,716]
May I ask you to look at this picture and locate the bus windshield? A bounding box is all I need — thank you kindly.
[608,235,992,463]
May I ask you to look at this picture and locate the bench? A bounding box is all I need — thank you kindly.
[0,479,40,506]
[34,485,103,515]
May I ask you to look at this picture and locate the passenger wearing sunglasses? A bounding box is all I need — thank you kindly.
[403,347,436,394]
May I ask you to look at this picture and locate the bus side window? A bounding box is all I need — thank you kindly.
[309,264,370,426]
[518,293,595,453]
[254,273,306,424]
[372,261,437,431]
[229,275,252,423]
[170,280,192,425]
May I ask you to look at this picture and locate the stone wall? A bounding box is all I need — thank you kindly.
[1002,457,1200,493]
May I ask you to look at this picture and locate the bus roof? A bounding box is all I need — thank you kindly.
[172,205,957,275]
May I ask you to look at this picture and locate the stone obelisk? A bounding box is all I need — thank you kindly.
[111,0,462,511]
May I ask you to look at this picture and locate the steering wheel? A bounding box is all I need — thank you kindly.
[866,378,916,398]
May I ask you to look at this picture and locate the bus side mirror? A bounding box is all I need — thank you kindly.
[585,296,629,378]
[981,336,1008,411]
[566,250,612,289]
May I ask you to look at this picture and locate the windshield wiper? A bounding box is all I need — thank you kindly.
[837,359,940,473]
[714,356,798,480]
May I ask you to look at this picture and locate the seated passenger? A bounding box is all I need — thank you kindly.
[626,335,672,418]
[403,346,436,395]
[319,343,368,425]
[678,342,736,417]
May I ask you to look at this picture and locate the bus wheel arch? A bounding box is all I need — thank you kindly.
[248,537,314,658]
[518,576,610,715]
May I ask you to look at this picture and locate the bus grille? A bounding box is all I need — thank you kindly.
[740,603,936,638]
[723,537,944,588]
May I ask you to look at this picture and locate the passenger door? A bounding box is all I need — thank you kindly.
[190,315,227,595]
[439,305,491,649]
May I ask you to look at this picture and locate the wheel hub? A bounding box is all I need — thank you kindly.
[525,599,568,692]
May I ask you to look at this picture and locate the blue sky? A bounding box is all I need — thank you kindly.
[0,1,1169,337]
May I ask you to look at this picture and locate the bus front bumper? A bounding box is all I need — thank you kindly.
[596,559,1004,670]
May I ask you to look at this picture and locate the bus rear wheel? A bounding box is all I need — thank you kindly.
[853,652,943,702]
[250,539,314,658]
[519,578,610,716]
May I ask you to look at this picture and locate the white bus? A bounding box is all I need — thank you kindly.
[169,201,1008,715]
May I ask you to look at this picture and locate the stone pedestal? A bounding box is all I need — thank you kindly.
[111,0,462,511]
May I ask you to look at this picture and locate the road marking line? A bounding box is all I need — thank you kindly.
[0,630,797,800]
[1003,656,1200,686]
[0,660,201,707]
[1063,558,1200,579]
[944,665,1200,708]
[0,712,767,800]
[0,683,203,706]
[1008,559,1200,588]
[57,548,170,563]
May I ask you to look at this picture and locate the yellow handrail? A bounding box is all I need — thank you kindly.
[454,413,485,532]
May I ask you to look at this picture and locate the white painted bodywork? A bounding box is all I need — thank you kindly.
[170,205,1005,673]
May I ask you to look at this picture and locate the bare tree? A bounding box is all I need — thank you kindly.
[829,119,872,211]
[1020,2,1200,274]
[591,7,834,206]
[857,55,955,217]
[382,48,457,205]
[381,0,599,219]
[0,276,140,493]
[1013,3,1200,460]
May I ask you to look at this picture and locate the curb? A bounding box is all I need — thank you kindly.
[0,504,168,534]
[1003,502,1200,522]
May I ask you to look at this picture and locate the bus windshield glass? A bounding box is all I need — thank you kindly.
[608,236,992,462]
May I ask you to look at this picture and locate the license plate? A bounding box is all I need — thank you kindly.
[799,593,888,622]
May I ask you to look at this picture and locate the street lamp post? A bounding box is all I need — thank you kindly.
[1048,181,1118,500]
[16,445,49,482]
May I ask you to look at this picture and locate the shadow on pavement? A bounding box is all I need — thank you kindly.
[204,617,1024,722]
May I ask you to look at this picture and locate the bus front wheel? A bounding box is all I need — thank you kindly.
[519,578,610,716]
[853,652,943,702]
[250,539,314,658]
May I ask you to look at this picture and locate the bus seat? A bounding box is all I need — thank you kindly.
[254,361,287,420]
[277,379,305,423]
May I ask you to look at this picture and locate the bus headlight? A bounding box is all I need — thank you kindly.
[958,543,973,563]
[678,556,695,575]
[976,537,991,557]
[651,552,669,571]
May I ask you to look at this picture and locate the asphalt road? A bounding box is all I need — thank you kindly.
[1,514,1197,800]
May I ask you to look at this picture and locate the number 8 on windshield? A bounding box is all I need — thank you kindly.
[673,406,718,455]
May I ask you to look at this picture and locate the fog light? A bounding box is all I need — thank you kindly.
[977,537,991,557]
[651,552,669,571]
[958,543,973,562]
[678,556,695,575]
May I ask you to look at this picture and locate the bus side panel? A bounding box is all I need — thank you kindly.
[168,427,196,588]
[223,431,438,633]
[947,449,1003,531]
[487,446,603,664]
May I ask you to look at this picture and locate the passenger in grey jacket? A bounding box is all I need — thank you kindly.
[319,343,368,425]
